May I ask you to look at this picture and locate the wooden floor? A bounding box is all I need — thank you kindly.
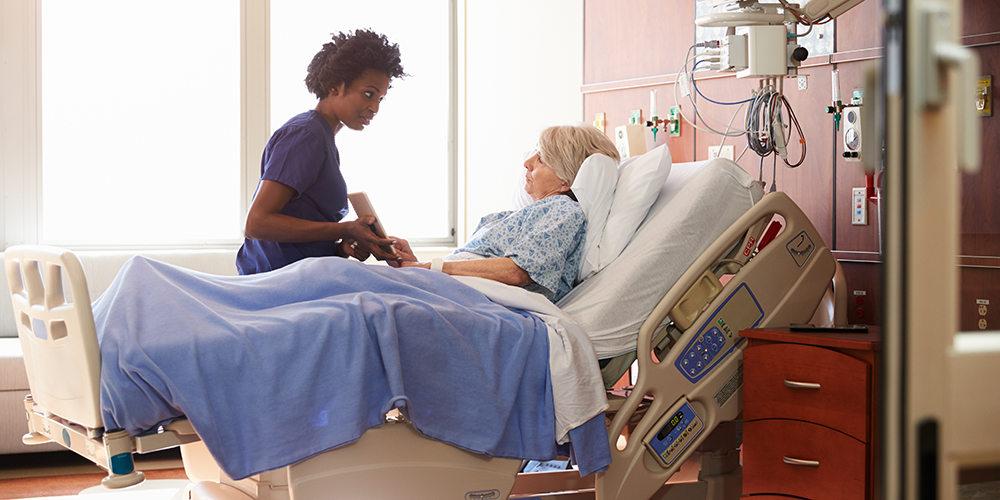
[0,449,188,500]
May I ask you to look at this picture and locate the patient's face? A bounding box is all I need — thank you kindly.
[524,152,569,202]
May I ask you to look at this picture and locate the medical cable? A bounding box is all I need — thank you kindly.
[770,155,778,193]
[684,58,753,135]
[671,48,753,137]
[673,51,744,137]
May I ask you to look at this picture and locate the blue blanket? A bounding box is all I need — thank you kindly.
[94,256,608,479]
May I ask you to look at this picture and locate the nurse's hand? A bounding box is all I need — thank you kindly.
[338,238,370,261]
[345,217,399,263]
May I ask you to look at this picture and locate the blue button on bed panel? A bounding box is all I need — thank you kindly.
[675,283,763,383]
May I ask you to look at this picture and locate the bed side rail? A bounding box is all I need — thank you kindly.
[596,192,836,500]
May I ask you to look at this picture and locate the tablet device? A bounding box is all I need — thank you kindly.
[347,192,395,255]
[789,323,869,333]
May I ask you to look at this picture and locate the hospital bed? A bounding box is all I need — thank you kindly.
[4,157,839,500]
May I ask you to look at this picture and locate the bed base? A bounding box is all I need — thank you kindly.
[5,191,835,500]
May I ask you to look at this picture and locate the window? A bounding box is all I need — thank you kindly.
[40,1,242,246]
[270,0,454,244]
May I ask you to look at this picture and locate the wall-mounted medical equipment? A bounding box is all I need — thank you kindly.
[615,124,647,159]
[842,105,862,162]
[679,0,870,178]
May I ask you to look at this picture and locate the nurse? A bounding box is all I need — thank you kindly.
[237,29,407,275]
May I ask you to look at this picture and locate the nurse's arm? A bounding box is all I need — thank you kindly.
[244,180,395,258]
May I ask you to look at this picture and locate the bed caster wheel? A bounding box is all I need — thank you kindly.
[101,470,145,489]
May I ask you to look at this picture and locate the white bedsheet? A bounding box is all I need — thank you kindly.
[453,276,609,444]
[558,158,764,359]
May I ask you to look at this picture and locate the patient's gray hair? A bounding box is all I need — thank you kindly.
[537,125,621,185]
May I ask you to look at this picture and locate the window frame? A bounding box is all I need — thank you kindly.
[0,0,458,251]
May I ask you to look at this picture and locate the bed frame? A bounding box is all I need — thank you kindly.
[5,191,837,500]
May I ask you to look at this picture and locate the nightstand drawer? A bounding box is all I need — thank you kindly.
[743,419,866,500]
[744,342,870,441]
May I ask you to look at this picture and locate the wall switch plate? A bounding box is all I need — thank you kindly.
[852,187,868,225]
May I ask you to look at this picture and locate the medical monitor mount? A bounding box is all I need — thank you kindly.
[697,0,865,27]
[695,0,866,78]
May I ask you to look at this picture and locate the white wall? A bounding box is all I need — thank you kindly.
[460,0,583,241]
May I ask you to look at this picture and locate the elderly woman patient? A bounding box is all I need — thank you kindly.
[394,124,619,302]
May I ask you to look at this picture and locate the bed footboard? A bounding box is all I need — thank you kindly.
[5,245,199,489]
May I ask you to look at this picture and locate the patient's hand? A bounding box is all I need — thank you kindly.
[387,237,418,268]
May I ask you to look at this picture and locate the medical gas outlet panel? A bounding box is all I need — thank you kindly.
[674,283,764,383]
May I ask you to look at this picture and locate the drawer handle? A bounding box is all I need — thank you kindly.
[783,456,820,467]
[784,380,821,390]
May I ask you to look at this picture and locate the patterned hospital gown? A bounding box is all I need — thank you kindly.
[455,195,586,302]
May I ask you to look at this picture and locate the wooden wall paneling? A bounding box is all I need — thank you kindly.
[839,261,882,325]
[960,43,1000,257]
[962,0,1000,36]
[774,64,837,250]
[832,61,882,253]
[584,84,695,162]
[959,267,1000,332]
[833,0,884,53]
[583,0,694,85]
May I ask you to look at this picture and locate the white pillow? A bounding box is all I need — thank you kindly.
[592,144,672,276]
[571,154,619,281]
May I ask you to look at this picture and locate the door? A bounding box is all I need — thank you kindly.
[882,0,1000,499]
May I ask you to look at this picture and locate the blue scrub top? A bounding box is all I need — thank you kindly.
[236,110,349,275]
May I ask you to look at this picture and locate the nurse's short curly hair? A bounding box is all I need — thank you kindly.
[305,29,406,100]
[537,125,621,186]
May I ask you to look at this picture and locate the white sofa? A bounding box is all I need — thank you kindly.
[0,249,239,455]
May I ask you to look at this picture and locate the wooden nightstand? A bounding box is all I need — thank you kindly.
[739,327,881,500]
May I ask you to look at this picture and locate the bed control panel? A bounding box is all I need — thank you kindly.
[643,399,704,468]
[675,283,763,383]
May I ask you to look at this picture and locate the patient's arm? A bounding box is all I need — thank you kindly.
[401,257,533,288]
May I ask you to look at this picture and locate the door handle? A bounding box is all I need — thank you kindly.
[916,1,982,173]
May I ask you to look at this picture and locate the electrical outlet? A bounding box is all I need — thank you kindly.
[797,75,808,90]
[852,187,867,225]
[708,145,735,160]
